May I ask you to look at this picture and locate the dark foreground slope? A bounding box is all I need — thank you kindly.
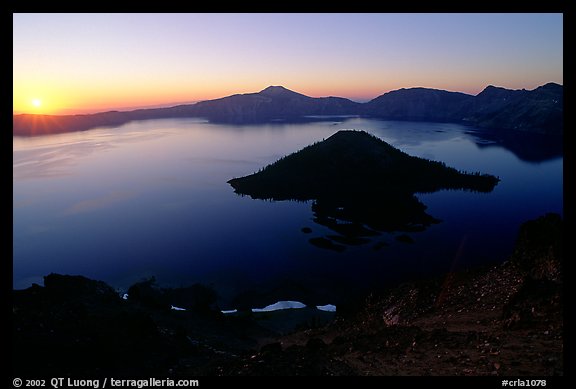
[12,213,563,376]
[220,215,563,376]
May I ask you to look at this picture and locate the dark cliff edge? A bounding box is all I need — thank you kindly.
[12,213,563,376]
[228,130,499,251]
[13,83,563,137]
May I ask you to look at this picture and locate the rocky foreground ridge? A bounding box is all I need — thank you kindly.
[13,213,563,376]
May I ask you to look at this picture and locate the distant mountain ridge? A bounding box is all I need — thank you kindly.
[363,87,474,122]
[186,85,362,123]
[461,83,563,134]
[13,83,563,136]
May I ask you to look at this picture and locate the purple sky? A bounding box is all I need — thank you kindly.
[13,13,563,114]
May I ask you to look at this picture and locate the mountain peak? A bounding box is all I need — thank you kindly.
[483,85,504,91]
[476,84,517,98]
[259,85,307,98]
[537,82,562,92]
[260,85,289,92]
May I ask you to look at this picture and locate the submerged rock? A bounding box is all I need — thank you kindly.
[309,237,346,252]
[395,234,415,244]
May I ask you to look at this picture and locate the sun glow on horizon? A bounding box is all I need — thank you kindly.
[13,14,562,117]
[23,97,51,114]
[13,88,71,114]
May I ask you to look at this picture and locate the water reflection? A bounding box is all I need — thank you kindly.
[13,121,180,179]
[306,193,440,251]
[13,140,112,179]
[466,129,563,163]
[349,118,563,163]
[63,191,136,215]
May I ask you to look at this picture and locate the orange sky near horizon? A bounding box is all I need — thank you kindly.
[13,13,563,116]
[13,70,459,115]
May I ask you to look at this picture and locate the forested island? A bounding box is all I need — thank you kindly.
[229,130,499,250]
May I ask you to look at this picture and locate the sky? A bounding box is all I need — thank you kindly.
[13,13,563,115]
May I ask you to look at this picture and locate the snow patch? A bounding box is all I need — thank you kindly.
[252,300,306,312]
[316,304,337,312]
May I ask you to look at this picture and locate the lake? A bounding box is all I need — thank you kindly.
[13,117,563,309]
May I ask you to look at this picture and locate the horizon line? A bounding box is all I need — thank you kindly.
[12,82,562,117]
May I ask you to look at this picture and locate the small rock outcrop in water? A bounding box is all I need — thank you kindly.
[228,130,499,249]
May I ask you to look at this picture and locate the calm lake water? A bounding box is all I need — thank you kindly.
[13,118,563,309]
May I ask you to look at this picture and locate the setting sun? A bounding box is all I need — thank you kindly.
[32,98,42,108]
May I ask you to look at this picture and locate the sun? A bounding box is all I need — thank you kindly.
[32,98,42,108]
